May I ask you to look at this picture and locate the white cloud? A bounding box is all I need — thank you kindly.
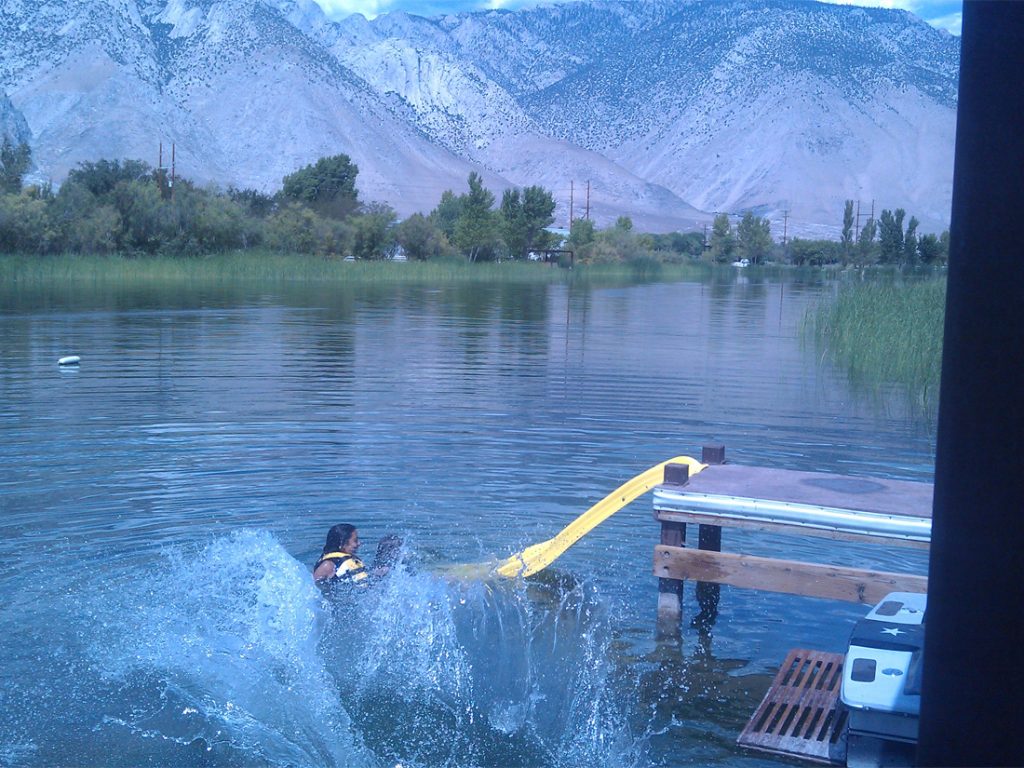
[817,0,963,34]
[312,0,387,19]
[926,11,961,35]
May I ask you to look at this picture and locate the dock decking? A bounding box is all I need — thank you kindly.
[652,446,931,624]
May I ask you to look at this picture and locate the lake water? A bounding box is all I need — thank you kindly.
[0,271,934,767]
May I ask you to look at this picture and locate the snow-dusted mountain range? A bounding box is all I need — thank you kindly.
[0,0,959,233]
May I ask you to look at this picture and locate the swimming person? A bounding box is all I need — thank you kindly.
[313,523,368,586]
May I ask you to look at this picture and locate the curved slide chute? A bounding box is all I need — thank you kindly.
[491,455,706,579]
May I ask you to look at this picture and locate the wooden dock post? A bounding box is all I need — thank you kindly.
[657,462,690,632]
[694,444,725,630]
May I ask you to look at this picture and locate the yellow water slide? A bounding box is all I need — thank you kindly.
[492,455,706,579]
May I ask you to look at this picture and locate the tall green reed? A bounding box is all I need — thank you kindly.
[806,277,946,410]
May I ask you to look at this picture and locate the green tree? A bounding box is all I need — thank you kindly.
[842,200,855,265]
[281,154,359,219]
[903,216,919,266]
[109,180,181,253]
[878,208,905,264]
[68,205,122,253]
[500,188,526,258]
[500,185,556,259]
[188,188,249,252]
[587,225,642,264]
[264,203,350,255]
[396,213,447,260]
[857,216,877,265]
[67,159,151,199]
[0,139,31,194]
[350,202,397,260]
[917,233,941,264]
[614,215,633,232]
[454,172,500,261]
[521,186,556,253]
[431,190,463,240]
[228,187,276,218]
[0,193,57,253]
[789,238,840,266]
[569,218,595,249]
[651,231,703,259]
[736,211,773,264]
[709,213,735,263]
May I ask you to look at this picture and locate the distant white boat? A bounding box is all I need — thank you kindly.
[731,258,750,268]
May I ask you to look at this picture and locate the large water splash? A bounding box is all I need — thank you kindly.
[1,532,643,768]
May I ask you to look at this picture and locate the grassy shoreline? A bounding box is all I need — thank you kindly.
[806,277,946,408]
[0,250,708,285]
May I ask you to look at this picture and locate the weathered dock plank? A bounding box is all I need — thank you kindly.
[654,545,928,604]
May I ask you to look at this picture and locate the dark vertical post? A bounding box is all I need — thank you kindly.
[917,4,1024,766]
[695,444,725,630]
[569,180,574,228]
[657,462,690,632]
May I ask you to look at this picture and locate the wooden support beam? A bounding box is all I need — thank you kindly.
[654,546,927,605]
[657,520,686,627]
[696,444,726,629]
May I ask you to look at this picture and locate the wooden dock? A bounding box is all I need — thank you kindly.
[652,445,931,626]
[652,446,932,764]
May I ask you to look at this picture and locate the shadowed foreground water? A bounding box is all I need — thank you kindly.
[0,273,934,767]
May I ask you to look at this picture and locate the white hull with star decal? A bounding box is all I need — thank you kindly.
[841,592,927,747]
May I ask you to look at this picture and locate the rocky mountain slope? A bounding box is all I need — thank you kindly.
[0,0,959,233]
[0,91,30,146]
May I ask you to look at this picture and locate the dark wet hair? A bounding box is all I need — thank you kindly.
[374,535,403,568]
[323,523,356,555]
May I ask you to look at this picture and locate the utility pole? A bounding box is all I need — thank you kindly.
[782,209,789,246]
[171,143,176,200]
[157,142,164,195]
[585,180,591,221]
[569,180,574,228]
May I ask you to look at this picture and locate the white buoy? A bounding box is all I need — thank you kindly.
[58,355,80,366]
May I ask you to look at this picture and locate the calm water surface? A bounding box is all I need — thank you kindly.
[0,272,934,767]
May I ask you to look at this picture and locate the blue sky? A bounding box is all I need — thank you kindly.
[311,0,963,35]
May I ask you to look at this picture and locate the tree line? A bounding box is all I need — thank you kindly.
[791,200,949,267]
[0,142,702,263]
[0,140,949,267]
[704,203,950,268]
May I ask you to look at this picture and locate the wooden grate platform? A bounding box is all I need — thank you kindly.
[738,649,848,764]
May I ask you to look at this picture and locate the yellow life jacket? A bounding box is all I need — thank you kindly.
[315,551,368,584]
